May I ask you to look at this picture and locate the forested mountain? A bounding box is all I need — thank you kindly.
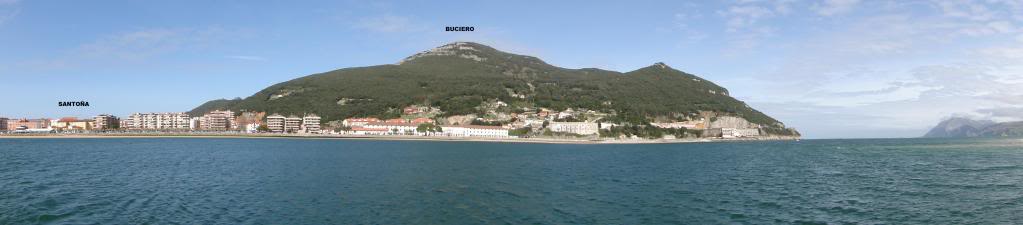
[191,42,796,134]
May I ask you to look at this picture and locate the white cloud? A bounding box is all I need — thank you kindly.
[811,0,861,16]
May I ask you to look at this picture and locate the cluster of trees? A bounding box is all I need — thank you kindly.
[416,123,443,134]
[599,125,700,139]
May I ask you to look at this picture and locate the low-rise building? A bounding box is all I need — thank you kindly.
[342,117,380,127]
[441,125,509,137]
[350,127,390,135]
[548,122,599,135]
[266,114,286,133]
[7,118,51,130]
[51,117,93,130]
[362,122,418,135]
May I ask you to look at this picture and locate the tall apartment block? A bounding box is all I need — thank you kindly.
[126,112,191,130]
[93,114,120,130]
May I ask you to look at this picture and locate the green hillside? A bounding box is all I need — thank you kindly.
[190,42,793,133]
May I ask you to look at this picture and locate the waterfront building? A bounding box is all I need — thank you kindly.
[119,118,132,130]
[350,127,389,135]
[93,114,120,130]
[342,117,380,127]
[266,114,286,133]
[0,117,7,130]
[301,114,321,134]
[284,116,302,133]
[548,122,599,135]
[441,125,510,137]
[8,118,52,130]
[51,117,94,130]
[200,110,235,131]
[126,112,190,130]
[362,122,418,135]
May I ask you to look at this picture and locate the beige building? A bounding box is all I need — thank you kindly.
[7,118,51,130]
[301,114,321,133]
[51,117,94,130]
[199,110,235,131]
[284,116,302,133]
[548,122,599,135]
[266,114,286,133]
[93,114,120,130]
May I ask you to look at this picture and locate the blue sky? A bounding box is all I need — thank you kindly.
[2,0,1022,139]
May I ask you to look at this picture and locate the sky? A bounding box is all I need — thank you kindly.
[1,0,1022,139]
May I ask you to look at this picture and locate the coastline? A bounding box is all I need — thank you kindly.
[0,133,800,144]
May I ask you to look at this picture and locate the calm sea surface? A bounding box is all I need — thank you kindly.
[1,138,1022,224]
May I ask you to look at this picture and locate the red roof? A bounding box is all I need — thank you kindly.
[384,118,407,123]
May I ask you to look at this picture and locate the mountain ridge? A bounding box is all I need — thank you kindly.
[190,42,797,136]
[924,117,1023,138]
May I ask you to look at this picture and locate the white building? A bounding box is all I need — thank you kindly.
[126,112,191,130]
[548,122,599,135]
[302,114,321,133]
[266,114,286,133]
[362,122,418,135]
[441,125,509,137]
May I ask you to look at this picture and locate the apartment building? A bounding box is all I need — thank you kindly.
[284,116,302,133]
[126,112,190,130]
[548,122,599,135]
[93,114,120,130]
[199,110,235,131]
[301,114,321,134]
[266,114,286,133]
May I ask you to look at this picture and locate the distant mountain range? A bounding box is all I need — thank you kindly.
[190,42,798,136]
[924,117,1023,138]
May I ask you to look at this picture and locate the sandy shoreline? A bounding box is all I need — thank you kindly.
[0,133,798,144]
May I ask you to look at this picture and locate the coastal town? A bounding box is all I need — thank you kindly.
[0,102,781,142]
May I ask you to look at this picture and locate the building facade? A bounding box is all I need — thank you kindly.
[301,114,321,133]
[441,125,509,137]
[51,117,94,130]
[266,114,286,133]
[126,112,190,130]
[7,118,51,130]
[284,116,302,133]
[199,110,235,131]
[548,122,599,135]
[93,114,120,130]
